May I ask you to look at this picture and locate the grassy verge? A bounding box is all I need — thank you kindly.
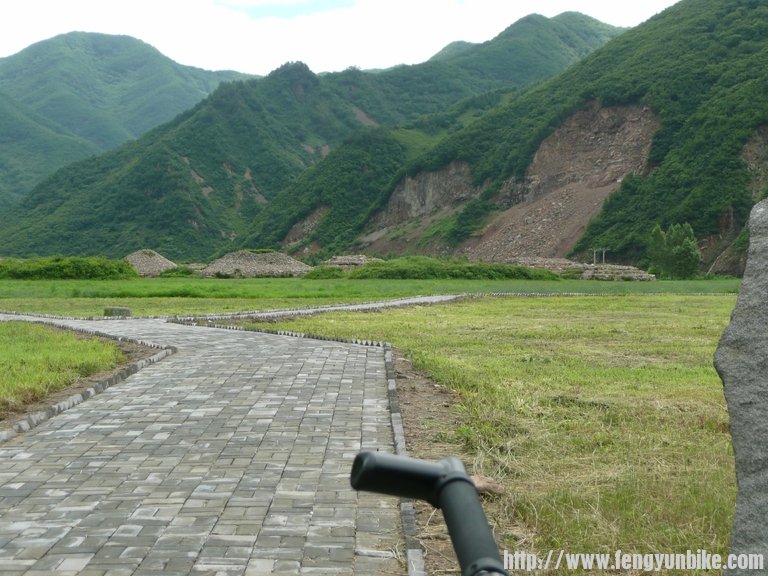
[0,277,740,317]
[0,322,124,414]
[231,294,736,559]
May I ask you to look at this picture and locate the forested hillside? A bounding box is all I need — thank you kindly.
[0,13,623,260]
[326,12,623,125]
[0,91,98,211]
[402,0,768,267]
[7,0,763,272]
[0,32,250,205]
[240,0,768,271]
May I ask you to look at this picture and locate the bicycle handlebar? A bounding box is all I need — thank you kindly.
[351,450,508,576]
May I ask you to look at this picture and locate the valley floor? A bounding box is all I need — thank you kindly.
[0,284,739,575]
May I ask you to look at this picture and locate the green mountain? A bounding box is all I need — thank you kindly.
[0,13,623,260]
[0,91,98,211]
[326,12,624,125]
[433,12,624,87]
[0,32,250,204]
[240,0,768,272]
[397,0,768,269]
[0,67,362,261]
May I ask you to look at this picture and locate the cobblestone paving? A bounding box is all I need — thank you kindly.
[0,315,405,575]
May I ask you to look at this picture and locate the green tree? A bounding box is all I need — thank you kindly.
[647,223,701,279]
[648,224,669,275]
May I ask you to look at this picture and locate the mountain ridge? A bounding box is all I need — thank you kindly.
[0,90,99,211]
[0,32,253,205]
[0,12,625,261]
[354,0,767,275]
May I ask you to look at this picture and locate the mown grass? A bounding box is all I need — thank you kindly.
[0,322,124,414]
[0,277,739,317]
[232,294,736,561]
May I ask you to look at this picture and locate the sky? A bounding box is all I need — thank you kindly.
[0,0,681,75]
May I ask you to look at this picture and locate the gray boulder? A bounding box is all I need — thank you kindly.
[714,198,768,571]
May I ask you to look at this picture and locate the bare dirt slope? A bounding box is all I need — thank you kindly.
[465,102,660,261]
[359,102,660,262]
[464,181,618,260]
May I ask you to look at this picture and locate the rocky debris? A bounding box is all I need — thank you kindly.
[362,104,660,263]
[371,161,482,228]
[500,256,584,273]
[579,264,655,281]
[714,198,768,569]
[492,256,655,281]
[465,103,658,261]
[202,251,311,278]
[104,307,131,317]
[125,249,177,277]
[285,206,329,244]
[323,254,382,270]
[470,475,504,496]
[502,103,659,207]
[463,183,618,260]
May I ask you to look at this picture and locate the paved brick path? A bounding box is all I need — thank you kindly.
[0,314,410,575]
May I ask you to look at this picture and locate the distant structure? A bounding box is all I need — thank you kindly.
[202,251,311,278]
[715,198,768,573]
[322,254,382,271]
[500,257,655,281]
[125,249,177,277]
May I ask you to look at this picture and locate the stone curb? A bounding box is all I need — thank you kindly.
[169,294,464,323]
[0,310,162,320]
[0,323,176,444]
[385,347,426,576]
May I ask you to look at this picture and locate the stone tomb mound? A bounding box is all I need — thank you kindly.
[125,249,177,277]
[202,251,311,278]
[322,254,382,270]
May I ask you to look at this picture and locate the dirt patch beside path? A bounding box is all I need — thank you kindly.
[394,351,511,575]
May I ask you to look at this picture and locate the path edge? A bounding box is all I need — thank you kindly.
[0,322,176,444]
[385,346,427,576]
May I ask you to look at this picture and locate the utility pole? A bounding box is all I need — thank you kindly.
[592,248,609,264]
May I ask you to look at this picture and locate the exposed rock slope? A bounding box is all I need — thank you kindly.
[466,103,660,260]
[363,103,660,261]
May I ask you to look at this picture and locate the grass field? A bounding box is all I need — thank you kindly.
[0,277,740,317]
[231,292,737,559]
[0,322,124,414]
[0,278,739,566]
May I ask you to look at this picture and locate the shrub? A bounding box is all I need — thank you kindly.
[347,256,558,280]
[0,256,138,280]
[303,266,347,279]
[647,223,702,279]
[159,266,196,278]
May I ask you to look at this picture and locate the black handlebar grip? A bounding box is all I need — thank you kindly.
[437,458,507,576]
[350,450,446,505]
[351,451,508,576]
